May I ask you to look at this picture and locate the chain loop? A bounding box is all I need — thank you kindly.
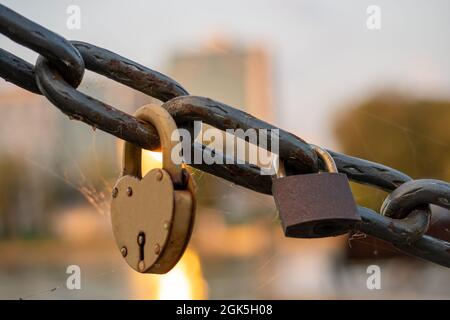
[382,179,450,218]
[356,206,430,245]
[71,41,188,101]
[0,48,40,93]
[162,96,318,174]
[0,4,84,88]
[357,205,449,267]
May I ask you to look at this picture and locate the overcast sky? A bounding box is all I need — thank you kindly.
[1,0,449,147]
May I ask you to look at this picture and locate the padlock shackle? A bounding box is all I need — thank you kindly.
[122,104,184,187]
[310,144,338,173]
[274,145,337,178]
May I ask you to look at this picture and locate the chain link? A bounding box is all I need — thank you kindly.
[0,5,84,87]
[0,4,449,267]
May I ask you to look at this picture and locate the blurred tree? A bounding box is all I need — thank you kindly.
[334,92,450,211]
[0,155,24,237]
[335,92,450,260]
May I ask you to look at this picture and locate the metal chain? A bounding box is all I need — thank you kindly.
[0,4,449,267]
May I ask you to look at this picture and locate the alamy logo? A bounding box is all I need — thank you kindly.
[66,5,81,30]
[171,121,280,175]
[66,265,81,290]
[366,5,381,30]
[366,265,381,290]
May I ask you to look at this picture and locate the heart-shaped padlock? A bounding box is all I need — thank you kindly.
[110,103,196,274]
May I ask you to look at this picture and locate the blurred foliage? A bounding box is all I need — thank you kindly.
[334,92,450,211]
[0,154,63,238]
[0,155,25,237]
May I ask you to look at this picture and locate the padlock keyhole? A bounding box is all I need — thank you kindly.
[138,232,146,261]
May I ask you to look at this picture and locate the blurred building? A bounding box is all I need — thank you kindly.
[0,89,59,236]
[169,38,273,121]
[168,38,275,220]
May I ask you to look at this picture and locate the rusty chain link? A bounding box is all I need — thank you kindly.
[0,4,449,267]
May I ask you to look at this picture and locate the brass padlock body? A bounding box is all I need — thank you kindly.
[110,104,196,274]
[272,172,360,238]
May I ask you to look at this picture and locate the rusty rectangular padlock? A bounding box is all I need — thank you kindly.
[272,145,361,238]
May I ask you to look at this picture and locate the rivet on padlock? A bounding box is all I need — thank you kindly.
[110,103,196,274]
[272,145,360,238]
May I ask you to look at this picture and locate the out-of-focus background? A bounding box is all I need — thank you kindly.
[0,0,449,299]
